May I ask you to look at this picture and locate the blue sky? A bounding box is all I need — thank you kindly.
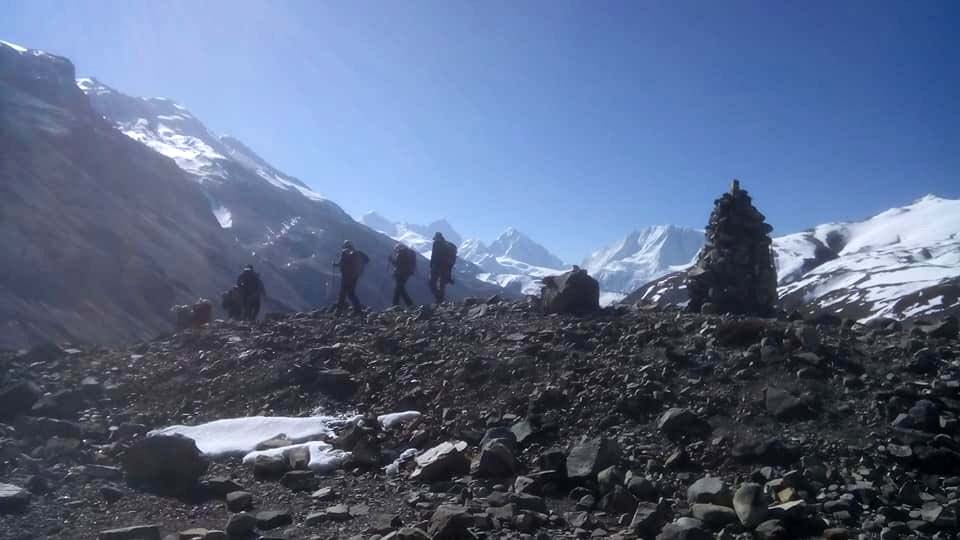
[3,0,958,262]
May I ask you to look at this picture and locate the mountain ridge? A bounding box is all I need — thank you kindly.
[626,194,960,322]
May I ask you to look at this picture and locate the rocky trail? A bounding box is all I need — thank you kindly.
[1,300,959,540]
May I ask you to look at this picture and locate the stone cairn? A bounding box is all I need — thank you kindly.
[687,180,778,316]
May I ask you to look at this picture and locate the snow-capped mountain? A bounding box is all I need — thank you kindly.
[626,195,960,322]
[582,226,705,303]
[486,228,565,270]
[359,213,462,255]
[77,77,501,311]
[361,214,566,296]
[775,195,960,321]
[458,229,567,296]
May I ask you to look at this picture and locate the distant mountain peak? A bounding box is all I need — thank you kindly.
[583,225,705,297]
[488,227,565,269]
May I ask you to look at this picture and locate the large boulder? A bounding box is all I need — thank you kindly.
[122,435,208,494]
[541,267,600,315]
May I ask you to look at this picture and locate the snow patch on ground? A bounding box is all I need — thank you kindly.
[241,441,348,473]
[378,411,422,429]
[212,206,232,228]
[152,411,421,471]
[600,291,626,306]
[150,415,353,457]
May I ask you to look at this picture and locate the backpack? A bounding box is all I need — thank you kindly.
[237,269,261,295]
[355,250,370,275]
[444,241,458,266]
[395,246,417,275]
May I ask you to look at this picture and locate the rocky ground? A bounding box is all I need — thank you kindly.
[1,299,959,540]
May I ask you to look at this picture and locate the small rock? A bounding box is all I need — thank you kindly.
[472,440,517,477]
[764,387,817,421]
[325,503,353,522]
[733,482,768,528]
[225,513,257,536]
[691,503,738,529]
[279,470,318,492]
[823,528,849,540]
[626,473,659,501]
[631,501,665,536]
[410,441,470,482]
[754,519,788,540]
[252,454,288,479]
[312,486,337,500]
[687,476,731,506]
[255,510,293,530]
[597,465,624,495]
[658,408,711,439]
[0,483,30,512]
[100,485,125,503]
[566,437,620,482]
[428,504,472,539]
[225,491,252,512]
[203,476,242,497]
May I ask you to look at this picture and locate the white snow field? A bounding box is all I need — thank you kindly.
[776,195,960,320]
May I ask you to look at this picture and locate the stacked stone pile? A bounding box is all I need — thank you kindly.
[687,180,778,316]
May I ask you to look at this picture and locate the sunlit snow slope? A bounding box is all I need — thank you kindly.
[78,77,502,308]
[775,195,960,321]
[626,195,960,322]
[583,226,705,303]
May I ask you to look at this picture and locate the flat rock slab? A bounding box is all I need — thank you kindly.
[255,510,293,530]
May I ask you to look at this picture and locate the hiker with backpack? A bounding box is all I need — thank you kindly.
[333,240,369,316]
[429,232,457,303]
[236,265,265,321]
[389,243,417,307]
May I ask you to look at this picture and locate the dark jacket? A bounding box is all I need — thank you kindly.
[337,248,370,278]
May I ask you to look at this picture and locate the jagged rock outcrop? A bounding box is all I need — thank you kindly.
[686,180,778,316]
